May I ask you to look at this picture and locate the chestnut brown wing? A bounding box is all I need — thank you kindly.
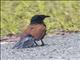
[21,24,46,40]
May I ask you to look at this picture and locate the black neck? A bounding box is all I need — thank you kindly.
[30,22,46,27]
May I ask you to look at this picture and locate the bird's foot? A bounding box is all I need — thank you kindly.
[40,44,45,46]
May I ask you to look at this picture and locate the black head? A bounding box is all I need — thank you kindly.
[30,15,50,24]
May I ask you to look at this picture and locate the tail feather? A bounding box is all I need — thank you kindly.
[12,35,36,49]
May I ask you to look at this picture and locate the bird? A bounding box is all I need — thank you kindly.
[12,15,50,49]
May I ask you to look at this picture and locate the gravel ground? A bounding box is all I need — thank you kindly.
[1,32,80,60]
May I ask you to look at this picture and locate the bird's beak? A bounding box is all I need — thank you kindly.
[45,16,50,17]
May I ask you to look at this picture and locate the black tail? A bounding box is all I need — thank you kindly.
[12,35,36,49]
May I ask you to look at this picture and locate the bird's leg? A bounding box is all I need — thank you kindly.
[41,39,45,46]
[34,40,38,46]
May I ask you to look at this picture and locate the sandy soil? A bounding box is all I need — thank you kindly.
[1,32,80,60]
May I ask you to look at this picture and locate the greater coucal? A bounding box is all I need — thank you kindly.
[12,15,49,49]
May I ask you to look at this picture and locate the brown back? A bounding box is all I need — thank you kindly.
[21,24,46,40]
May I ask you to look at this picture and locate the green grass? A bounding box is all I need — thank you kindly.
[1,1,80,35]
